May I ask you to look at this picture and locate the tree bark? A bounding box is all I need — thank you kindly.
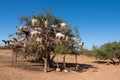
[109,58,116,65]
[12,51,14,65]
[43,57,47,73]
[63,55,66,69]
[75,54,78,69]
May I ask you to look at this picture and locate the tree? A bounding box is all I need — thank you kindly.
[91,41,120,65]
[11,10,83,72]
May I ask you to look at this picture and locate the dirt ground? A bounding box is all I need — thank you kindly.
[0,50,120,80]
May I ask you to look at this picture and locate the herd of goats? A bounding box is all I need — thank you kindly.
[2,18,84,72]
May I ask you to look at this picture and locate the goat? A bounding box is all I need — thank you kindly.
[30,30,41,38]
[78,42,84,46]
[34,27,43,32]
[16,26,28,32]
[17,38,26,43]
[11,37,27,48]
[2,40,10,46]
[10,37,18,44]
[51,25,57,28]
[36,36,43,44]
[31,18,39,26]
[44,19,48,29]
[16,32,24,38]
[61,23,67,29]
[56,33,65,40]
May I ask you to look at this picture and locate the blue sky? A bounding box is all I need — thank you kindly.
[0,0,120,49]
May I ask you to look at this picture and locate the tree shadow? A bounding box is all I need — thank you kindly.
[8,59,98,73]
[48,62,98,73]
[93,60,120,65]
[93,60,108,64]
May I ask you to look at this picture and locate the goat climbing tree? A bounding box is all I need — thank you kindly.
[11,11,84,72]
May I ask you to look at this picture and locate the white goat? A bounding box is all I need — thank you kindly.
[31,19,39,26]
[30,30,41,38]
[51,25,57,28]
[34,27,43,32]
[44,19,48,28]
[36,37,43,44]
[17,38,26,43]
[56,33,65,40]
[61,23,67,29]
[16,26,28,31]
[78,42,84,46]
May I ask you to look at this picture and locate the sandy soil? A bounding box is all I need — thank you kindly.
[0,50,120,80]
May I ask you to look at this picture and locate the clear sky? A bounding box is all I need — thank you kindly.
[0,0,120,49]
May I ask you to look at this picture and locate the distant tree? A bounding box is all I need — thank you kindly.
[92,41,120,65]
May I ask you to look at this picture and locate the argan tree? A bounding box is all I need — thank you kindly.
[11,10,83,72]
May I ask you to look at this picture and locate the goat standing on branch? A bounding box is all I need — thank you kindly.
[44,18,48,29]
[61,23,67,30]
[31,18,39,26]
[2,40,11,46]
[56,33,65,40]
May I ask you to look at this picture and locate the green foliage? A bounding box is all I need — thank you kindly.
[26,43,43,55]
[55,42,70,54]
[85,41,120,60]
[114,49,120,59]
[84,50,96,57]
[95,50,109,59]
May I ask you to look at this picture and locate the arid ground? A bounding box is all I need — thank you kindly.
[0,50,120,80]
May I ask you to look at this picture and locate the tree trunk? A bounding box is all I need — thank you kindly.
[75,54,78,69]
[63,55,66,69]
[56,54,59,68]
[43,57,47,73]
[12,52,14,65]
[15,53,18,62]
[109,58,116,65]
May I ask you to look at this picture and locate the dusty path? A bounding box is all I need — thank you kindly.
[0,50,120,80]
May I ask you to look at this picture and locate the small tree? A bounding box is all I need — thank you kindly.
[91,41,120,65]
